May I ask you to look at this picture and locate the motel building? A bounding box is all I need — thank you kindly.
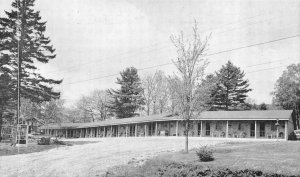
[40,110,297,141]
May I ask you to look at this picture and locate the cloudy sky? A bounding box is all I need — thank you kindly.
[0,0,299,106]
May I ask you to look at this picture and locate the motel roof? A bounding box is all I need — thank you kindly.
[42,110,293,129]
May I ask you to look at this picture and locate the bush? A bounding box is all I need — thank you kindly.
[37,137,51,145]
[104,159,296,177]
[196,145,214,162]
[288,132,297,141]
[52,138,67,145]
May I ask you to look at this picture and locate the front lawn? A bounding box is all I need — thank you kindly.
[104,141,300,176]
[0,140,97,156]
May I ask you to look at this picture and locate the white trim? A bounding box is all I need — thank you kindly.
[42,118,290,130]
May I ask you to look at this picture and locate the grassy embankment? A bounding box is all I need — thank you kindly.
[105,141,300,176]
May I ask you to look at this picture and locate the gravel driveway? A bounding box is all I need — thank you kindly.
[0,137,244,177]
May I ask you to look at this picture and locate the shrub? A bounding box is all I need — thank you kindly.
[37,137,51,145]
[104,159,296,177]
[288,132,297,141]
[196,145,214,162]
[52,138,68,145]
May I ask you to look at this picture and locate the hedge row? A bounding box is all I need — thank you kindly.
[104,160,299,177]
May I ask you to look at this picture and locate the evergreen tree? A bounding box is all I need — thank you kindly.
[0,54,16,127]
[272,63,300,129]
[211,61,251,110]
[0,0,62,128]
[200,74,219,111]
[107,67,145,118]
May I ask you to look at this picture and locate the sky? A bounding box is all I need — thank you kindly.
[0,0,299,107]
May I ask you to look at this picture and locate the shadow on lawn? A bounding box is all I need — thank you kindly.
[0,141,97,156]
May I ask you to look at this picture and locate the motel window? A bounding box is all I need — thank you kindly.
[271,123,276,131]
[215,122,222,131]
[238,123,242,131]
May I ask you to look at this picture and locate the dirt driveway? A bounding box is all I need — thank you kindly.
[0,137,249,177]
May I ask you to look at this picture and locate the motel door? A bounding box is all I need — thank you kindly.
[148,123,155,136]
[260,122,265,137]
[197,123,201,136]
[113,126,118,137]
[129,125,135,136]
[205,122,210,136]
[250,122,255,137]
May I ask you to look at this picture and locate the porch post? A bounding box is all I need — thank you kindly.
[125,125,128,137]
[144,124,147,137]
[135,124,137,137]
[285,121,288,140]
[97,127,99,138]
[117,126,119,137]
[200,120,203,137]
[104,127,106,137]
[176,121,178,137]
[255,120,257,139]
[226,121,229,138]
[155,122,158,136]
[110,126,112,138]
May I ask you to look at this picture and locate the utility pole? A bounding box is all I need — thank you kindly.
[14,0,24,146]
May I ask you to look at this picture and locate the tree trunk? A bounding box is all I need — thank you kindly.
[185,120,189,153]
[0,108,2,142]
[160,103,163,114]
[147,102,150,116]
[153,101,156,114]
[171,101,175,115]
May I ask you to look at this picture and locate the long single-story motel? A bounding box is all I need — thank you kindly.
[40,110,297,141]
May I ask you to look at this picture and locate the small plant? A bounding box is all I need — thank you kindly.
[288,132,297,141]
[52,138,69,145]
[196,145,214,162]
[37,137,51,145]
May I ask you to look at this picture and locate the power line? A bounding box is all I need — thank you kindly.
[45,11,282,76]
[247,65,289,74]
[60,34,299,86]
[60,62,293,102]
[62,63,172,85]
[246,58,287,68]
[50,20,300,79]
[207,34,300,57]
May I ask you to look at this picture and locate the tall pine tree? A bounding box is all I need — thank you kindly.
[0,54,16,127]
[107,67,145,118]
[0,0,62,130]
[210,61,251,110]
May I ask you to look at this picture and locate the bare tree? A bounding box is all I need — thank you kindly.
[170,22,210,153]
[42,99,65,124]
[142,71,170,115]
[21,98,65,127]
[167,76,180,114]
[75,90,112,122]
[154,71,169,114]
[91,90,111,120]
[77,96,95,122]
[142,74,156,116]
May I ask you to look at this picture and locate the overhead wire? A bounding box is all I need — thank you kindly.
[50,15,300,79]
[60,34,300,85]
[45,11,283,76]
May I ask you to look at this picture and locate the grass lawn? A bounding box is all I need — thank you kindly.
[0,140,96,156]
[106,141,300,176]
